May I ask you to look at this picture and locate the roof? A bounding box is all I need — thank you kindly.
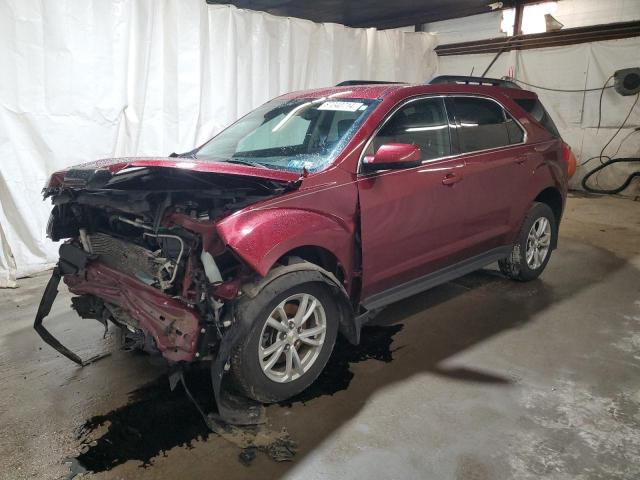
[276,82,537,102]
[277,84,405,101]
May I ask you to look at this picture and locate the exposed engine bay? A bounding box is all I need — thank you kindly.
[39,165,292,364]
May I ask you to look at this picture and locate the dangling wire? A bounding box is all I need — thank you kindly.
[581,93,640,195]
[596,75,615,133]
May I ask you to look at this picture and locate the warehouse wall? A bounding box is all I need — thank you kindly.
[422,0,640,43]
[421,11,505,45]
[425,1,640,197]
[436,39,640,194]
[0,0,438,287]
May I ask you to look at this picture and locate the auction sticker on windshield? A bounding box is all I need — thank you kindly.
[317,101,364,112]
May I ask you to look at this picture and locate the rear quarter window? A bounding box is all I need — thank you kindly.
[514,98,560,138]
[505,113,525,144]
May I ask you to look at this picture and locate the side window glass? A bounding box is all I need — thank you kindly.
[505,113,525,144]
[370,98,451,161]
[515,98,560,137]
[453,97,510,152]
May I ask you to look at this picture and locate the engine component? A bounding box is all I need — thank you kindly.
[88,232,182,290]
[201,251,223,284]
[142,232,185,289]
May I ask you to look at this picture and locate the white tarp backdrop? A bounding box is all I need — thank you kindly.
[0,0,438,287]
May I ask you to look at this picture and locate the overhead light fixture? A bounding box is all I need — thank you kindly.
[545,14,564,32]
[501,1,558,36]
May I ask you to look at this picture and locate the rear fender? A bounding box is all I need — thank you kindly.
[507,153,566,246]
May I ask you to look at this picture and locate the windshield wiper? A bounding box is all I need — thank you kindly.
[225,159,269,169]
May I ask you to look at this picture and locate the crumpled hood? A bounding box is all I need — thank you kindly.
[48,156,301,188]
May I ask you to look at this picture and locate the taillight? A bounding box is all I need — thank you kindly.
[562,142,577,178]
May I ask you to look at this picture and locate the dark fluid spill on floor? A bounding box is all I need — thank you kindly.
[72,366,212,474]
[69,323,403,475]
[280,323,404,405]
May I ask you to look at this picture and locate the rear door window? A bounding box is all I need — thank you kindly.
[452,97,511,152]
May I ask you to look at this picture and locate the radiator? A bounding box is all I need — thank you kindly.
[88,233,167,284]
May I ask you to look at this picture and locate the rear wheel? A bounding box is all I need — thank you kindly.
[230,279,338,403]
[499,202,556,281]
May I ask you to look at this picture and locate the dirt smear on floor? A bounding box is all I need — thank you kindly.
[67,323,403,476]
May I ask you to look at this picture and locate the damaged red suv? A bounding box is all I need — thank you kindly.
[37,77,571,420]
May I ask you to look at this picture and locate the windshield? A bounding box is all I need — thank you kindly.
[195,97,377,172]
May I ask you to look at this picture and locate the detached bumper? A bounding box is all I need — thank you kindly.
[34,267,109,366]
[65,262,201,362]
[34,245,267,425]
[34,243,202,364]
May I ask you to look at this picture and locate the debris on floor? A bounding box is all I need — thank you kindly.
[66,324,404,476]
[205,417,297,465]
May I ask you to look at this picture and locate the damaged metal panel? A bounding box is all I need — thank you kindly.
[65,263,201,361]
[34,161,306,424]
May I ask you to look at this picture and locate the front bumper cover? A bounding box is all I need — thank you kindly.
[33,248,110,366]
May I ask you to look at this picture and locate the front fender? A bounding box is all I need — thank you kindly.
[216,207,354,277]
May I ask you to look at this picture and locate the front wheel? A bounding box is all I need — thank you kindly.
[230,279,338,403]
[499,202,557,281]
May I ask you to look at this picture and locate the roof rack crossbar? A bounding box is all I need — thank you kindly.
[335,80,404,86]
[427,75,521,89]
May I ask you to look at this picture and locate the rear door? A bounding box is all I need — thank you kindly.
[448,96,530,256]
[357,96,469,299]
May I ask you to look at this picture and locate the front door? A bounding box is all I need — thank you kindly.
[357,97,468,299]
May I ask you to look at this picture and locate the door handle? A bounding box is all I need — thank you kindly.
[442,173,462,186]
[515,155,527,165]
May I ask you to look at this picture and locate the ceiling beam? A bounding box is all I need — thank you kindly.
[434,20,640,56]
[206,0,545,30]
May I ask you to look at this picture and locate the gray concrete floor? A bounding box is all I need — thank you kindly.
[1,193,639,480]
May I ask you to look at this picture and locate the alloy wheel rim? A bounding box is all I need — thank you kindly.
[526,217,551,270]
[258,293,327,383]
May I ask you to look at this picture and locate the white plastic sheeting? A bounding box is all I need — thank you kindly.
[0,0,437,287]
[437,37,640,193]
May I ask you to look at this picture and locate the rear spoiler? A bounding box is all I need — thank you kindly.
[428,75,521,89]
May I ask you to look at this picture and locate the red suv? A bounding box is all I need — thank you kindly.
[37,76,571,419]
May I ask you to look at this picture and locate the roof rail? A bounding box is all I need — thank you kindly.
[428,75,521,89]
[336,80,404,86]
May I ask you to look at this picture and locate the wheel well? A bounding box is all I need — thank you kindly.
[277,246,345,284]
[534,187,563,225]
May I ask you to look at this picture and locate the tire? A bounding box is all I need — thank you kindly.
[499,202,557,282]
[230,279,339,403]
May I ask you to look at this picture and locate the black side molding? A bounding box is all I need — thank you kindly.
[362,246,512,311]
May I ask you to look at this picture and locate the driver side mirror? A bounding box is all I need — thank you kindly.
[362,143,422,172]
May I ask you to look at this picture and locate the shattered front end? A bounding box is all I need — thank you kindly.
[35,160,292,423]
